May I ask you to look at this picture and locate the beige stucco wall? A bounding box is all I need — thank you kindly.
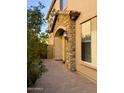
[48,0,62,51]
[47,45,53,59]
[63,0,97,83]
[48,33,54,45]
[66,0,96,23]
[62,35,66,61]
[47,0,97,83]
[52,0,61,11]
[54,35,66,61]
[75,16,97,83]
[54,36,63,60]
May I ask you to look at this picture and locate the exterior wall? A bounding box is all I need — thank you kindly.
[62,35,66,61]
[53,0,61,10]
[53,13,77,71]
[75,16,97,83]
[66,0,96,23]
[47,0,97,83]
[48,33,54,45]
[54,36,63,60]
[47,45,53,59]
[54,33,66,61]
[47,33,54,59]
[47,0,61,59]
[52,14,69,62]
[63,0,97,83]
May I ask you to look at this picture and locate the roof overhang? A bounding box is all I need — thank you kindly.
[46,0,56,20]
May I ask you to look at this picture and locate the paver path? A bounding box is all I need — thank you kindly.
[28,59,97,93]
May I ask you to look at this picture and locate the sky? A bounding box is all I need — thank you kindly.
[27,0,52,32]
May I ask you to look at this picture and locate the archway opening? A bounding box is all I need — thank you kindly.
[54,28,66,62]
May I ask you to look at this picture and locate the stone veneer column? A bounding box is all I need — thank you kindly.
[53,11,80,71]
[66,11,80,71]
[67,20,76,71]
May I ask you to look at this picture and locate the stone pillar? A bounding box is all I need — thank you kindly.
[66,20,76,71]
[65,11,80,71]
[52,10,80,71]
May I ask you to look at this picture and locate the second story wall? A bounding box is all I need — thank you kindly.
[66,0,96,22]
[48,0,96,25]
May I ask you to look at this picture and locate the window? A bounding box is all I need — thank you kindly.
[81,21,91,62]
[61,0,67,10]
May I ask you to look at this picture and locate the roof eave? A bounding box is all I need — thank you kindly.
[46,0,56,20]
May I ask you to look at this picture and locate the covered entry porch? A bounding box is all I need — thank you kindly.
[50,10,80,71]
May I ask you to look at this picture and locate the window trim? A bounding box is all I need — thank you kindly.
[80,60,97,70]
[80,17,97,69]
[81,20,92,63]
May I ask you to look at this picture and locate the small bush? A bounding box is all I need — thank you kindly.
[27,59,47,86]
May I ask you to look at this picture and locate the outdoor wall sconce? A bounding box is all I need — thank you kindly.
[63,31,68,39]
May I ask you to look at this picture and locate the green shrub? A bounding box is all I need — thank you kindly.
[27,2,48,87]
[27,59,47,86]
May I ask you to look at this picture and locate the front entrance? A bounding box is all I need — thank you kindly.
[54,29,66,61]
[51,11,80,71]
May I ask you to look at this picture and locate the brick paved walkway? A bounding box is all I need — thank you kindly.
[28,59,97,93]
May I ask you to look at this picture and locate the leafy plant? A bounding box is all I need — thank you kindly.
[27,59,47,86]
[27,2,47,86]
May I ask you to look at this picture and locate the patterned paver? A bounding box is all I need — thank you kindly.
[28,59,97,93]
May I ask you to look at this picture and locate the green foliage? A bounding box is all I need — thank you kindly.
[27,2,45,33]
[27,59,47,86]
[40,32,48,43]
[27,2,47,86]
[39,32,48,59]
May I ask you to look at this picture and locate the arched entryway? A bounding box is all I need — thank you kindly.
[50,11,80,71]
[54,28,66,62]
